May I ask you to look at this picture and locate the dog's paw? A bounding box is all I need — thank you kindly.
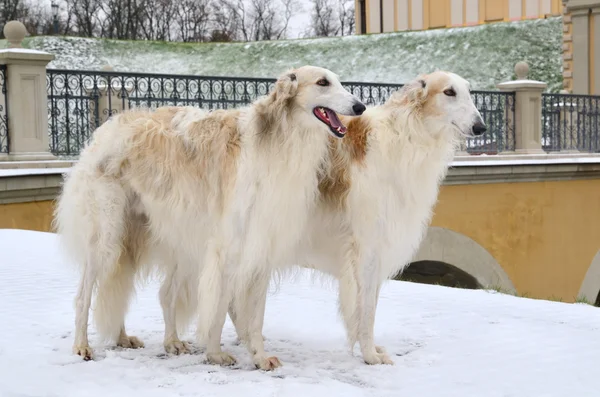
[254,355,282,371]
[73,344,94,361]
[118,335,145,349]
[164,340,191,355]
[363,350,394,365]
[206,351,237,366]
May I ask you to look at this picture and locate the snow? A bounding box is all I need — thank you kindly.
[0,167,71,177]
[1,228,599,396]
[17,17,564,91]
[2,155,600,178]
[0,48,51,55]
[451,155,600,167]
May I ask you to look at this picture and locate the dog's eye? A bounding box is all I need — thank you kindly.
[443,88,456,97]
[316,78,330,87]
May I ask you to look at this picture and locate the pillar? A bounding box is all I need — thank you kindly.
[0,21,56,161]
[497,62,547,154]
[564,0,600,94]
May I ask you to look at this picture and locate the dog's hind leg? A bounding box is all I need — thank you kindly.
[234,271,281,371]
[160,263,192,355]
[205,287,236,366]
[68,178,129,360]
[73,258,98,360]
[198,238,237,366]
[229,300,266,346]
[94,212,148,350]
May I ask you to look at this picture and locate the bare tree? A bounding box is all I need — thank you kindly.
[175,0,212,42]
[307,0,355,37]
[309,0,338,37]
[337,0,355,36]
[67,0,103,37]
[221,0,298,42]
[100,0,146,40]
[20,1,55,36]
[211,1,240,42]
[140,0,176,41]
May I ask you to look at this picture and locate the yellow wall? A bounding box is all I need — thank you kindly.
[2,177,600,302]
[432,179,600,302]
[359,0,563,32]
[0,200,55,232]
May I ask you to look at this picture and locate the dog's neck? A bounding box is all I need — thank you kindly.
[358,104,459,185]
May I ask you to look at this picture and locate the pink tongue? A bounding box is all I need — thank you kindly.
[324,108,343,129]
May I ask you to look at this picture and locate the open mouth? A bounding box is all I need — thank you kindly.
[313,107,347,138]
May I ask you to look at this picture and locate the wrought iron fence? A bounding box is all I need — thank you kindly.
[542,93,600,153]
[46,69,514,156]
[466,91,516,154]
[0,65,8,154]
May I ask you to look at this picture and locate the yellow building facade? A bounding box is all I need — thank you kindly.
[355,0,564,33]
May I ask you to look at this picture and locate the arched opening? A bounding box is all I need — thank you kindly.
[578,249,600,307]
[394,260,482,290]
[410,226,516,294]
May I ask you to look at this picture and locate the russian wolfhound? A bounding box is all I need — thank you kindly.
[228,71,487,366]
[53,65,366,367]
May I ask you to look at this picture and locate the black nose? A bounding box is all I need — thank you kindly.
[352,102,366,116]
[472,120,487,136]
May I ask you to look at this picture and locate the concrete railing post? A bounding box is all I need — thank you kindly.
[563,0,600,94]
[84,65,133,128]
[497,62,547,154]
[0,21,55,161]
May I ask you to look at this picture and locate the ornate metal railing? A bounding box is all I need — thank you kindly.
[46,69,514,156]
[466,91,516,154]
[542,93,600,153]
[0,65,8,154]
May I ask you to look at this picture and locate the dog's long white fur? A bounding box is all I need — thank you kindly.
[53,65,365,368]
[230,71,486,365]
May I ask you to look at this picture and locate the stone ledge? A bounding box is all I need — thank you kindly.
[0,160,76,170]
[1,156,600,203]
[445,162,600,185]
[0,173,64,204]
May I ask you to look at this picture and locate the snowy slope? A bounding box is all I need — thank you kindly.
[20,17,563,91]
[0,228,598,397]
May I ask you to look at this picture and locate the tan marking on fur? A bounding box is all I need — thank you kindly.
[117,107,242,215]
[343,115,370,165]
[318,137,350,211]
[254,74,299,146]
[420,72,452,118]
[318,115,371,211]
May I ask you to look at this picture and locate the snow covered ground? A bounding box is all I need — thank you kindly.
[1,228,598,396]
[18,17,563,91]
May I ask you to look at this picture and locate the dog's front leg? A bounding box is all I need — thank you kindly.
[357,257,394,365]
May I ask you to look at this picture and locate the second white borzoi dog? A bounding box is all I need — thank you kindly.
[53,65,366,368]
[226,71,487,366]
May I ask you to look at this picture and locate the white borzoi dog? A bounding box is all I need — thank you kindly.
[227,71,487,366]
[53,65,366,368]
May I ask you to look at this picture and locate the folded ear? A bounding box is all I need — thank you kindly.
[273,70,299,101]
[402,75,429,108]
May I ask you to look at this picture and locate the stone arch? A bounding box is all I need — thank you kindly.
[577,249,600,304]
[398,260,482,290]
[409,226,516,294]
